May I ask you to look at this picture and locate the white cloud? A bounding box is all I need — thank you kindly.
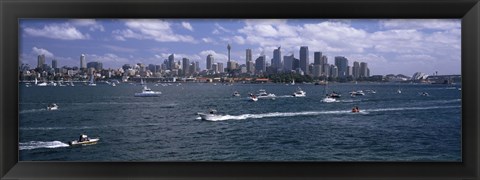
[24,24,90,40]
[181,22,194,31]
[199,50,228,62]
[380,19,460,30]
[112,20,196,43]
[70,19,105,32]
[32,47,54,57]
[103,45,137,53]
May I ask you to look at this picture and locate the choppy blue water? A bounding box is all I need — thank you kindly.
[19,82,461,161]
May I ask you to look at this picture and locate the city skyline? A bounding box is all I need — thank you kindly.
[20,19,461,75]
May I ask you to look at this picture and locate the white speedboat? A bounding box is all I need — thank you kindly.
[292,87,306,97]
[420,92,429,96]
[112,82,116,87]
[232,91,240,97]
[322,96,336,103]
[197,109,222,121]
[397,89,402,94]
[248,94,258,102]
[69,134,99,146]
[88,75,96,86]
[257,89,276,98]
[350,90,365,96]
[47,103,58,111]
[134,86,161,97]
[47,81,57,86]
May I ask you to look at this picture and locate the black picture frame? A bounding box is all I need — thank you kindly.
[1,0,479,179]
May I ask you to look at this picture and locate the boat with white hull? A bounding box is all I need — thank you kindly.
[134,86,161,97]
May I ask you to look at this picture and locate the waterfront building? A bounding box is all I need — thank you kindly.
[255,55,266,74]
[246,49,252,63]
[211,63,218,74]
[353,61,360,79]
[168,54,175,70]
[206,54,214,70]
[299,46,309,74]
[52,59,58,69]
[218,63,224,73]
[37,54,45,69]
[271,47,282,73]
[346,66,353,77]
[293,58,300,71]
[313,64,322,77]
[321,55,328,65]
[314,52,322,65]
[322,63,330,77]
[360,62,369,77]
[334,56,348,78]
[247,59,255,74]
[80,54,86,70]
[87,61,103,71]
[330,64,338,78]
[283,54,294,72]
[182,58,190,76]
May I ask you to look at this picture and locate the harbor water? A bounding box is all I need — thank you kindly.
[19,82,462,161]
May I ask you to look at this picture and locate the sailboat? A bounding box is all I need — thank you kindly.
[88,75,96,86]
[322,81,336,103]
[291,79,295,85]
[70,81,74,86]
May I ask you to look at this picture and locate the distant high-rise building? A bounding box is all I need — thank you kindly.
[218,63,224,73]
[314,52,322,65]
[51,59,58,69]
[330,65,338,78]
[322,63,330,77]
[182,58,190,76]
[246,60,255,74]
[283,54,294,72]
[227,44,231,62]
[148,64,156,73]
[353,61,360,79]
[212,63,218,73]
[246,49,252,63]
[227,61,237,71]
[299,46,309,74]
[80,54,86,69]
[346,66,353,76]
[293,58,300,71]
[321,55,328,65]
[37,54,45,69]
[255,55,266,74]
[206,54,214,70]
[87,61,103,71]
[195,61,200,72]
[168,54,175,70]
[334,56,348,78]
[271,47,282,73]
[313,64,322,77]
[360,62,369,77]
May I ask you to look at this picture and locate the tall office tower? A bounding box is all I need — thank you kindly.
[321,55,328,65]
[292,58,300,71]
[322,63,330,77]
[182,58,190,76]
[227,61,237,71]
[313,64,322,77]
[189,62,196,75]
[246,60,255,74]
[246,49,252,64]
[314,52,322,65]
[206,54,214,70]
[283,54,294,72]
[255,55,266,74]
[353,61,360,79]
[148,64,156,73]
[346,66,353,76]
[217,63,224,73]
[168,54,175,70]
[330,65,338,78]
[195,61,200,72]
[80,54,86,69]
[271,47,282,73]
[51,59,58,69]
[211,63,218,73]
[334,56,349,78]
[37,54,45,69]
[360,62,369,77]
[299,46,309,74]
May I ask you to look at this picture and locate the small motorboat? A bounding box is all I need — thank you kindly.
[350,90,365,96]
[134,86,161,97]
[232,91,240,97]
[47,103,58,111]
[69,134,99,146]
[322,96,336,103]
[328,92,342,98]
[197,109,222,121]
[420,92,429,96]
[292,87,306,97]
[351,106,360,113]
[397,89,402,94]
[257,89,276,98]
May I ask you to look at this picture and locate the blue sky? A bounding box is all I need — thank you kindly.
[20,19,461,76]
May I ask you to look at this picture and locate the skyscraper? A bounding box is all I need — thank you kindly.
[272,47,282,73]
[360,62,369,77]
[299,46,309,74]
[246,60,255,74]
[52,59,58,69]
[211,63,218,73]
[227,44,231,62]
[168,54,175,70]
[283,54,294,72]
[37,54,45,69]
[246,49,252,63]
[353,61,360,79]
[218,63,224,73]
[314,52,322,65]
[255,55,266,74]
[334,56,348,78]
[330,65,338,78]
[227,44,232,71]
[321,55,328,65]
[206,54,214,70]
[182,58,190,76]
[80,54,86,69]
